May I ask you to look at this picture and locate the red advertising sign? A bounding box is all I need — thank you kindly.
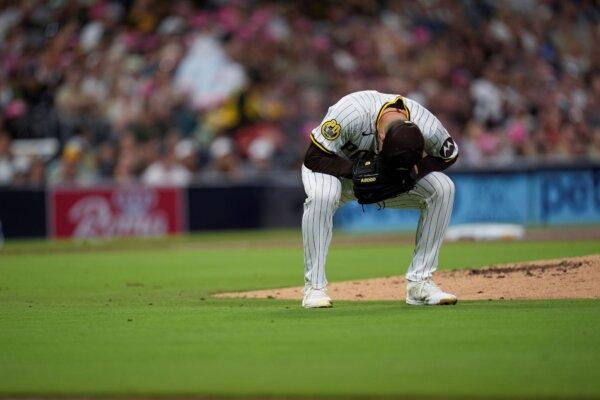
[50,186,184,238]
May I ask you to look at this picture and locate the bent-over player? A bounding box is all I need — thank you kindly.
[301,90,459,308]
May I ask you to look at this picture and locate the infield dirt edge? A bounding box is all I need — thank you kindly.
[216,255,600,302]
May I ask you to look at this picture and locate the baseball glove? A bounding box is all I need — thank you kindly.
[352,157,416,205]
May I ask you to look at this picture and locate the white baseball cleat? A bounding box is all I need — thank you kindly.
[302,286,333,308]
[406,279,457,306]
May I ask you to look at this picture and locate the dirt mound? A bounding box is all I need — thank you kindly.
[217,255,600,301]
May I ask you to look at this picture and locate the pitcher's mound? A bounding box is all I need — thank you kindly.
[217,255,600,301]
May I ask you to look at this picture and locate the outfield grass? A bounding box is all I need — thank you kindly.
[0,234,599,399]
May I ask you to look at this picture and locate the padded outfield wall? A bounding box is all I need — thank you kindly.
[335,167,600,232]
[0,166,598,239]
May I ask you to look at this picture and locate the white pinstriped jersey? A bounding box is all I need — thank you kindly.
[310,90,458,161]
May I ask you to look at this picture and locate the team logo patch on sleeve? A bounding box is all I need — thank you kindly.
[321,119,341,141]
[439,138,457,159]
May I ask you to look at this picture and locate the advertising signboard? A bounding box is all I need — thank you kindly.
[50,186,184,238]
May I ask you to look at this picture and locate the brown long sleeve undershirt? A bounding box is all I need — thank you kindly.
[303,143,458,180]
[303,143,354,179]
[415,155,458,179]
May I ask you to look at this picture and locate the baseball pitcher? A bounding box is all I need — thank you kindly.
[301,90,459,308]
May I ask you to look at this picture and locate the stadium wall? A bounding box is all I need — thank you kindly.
[0,188,47,238]
[0,166,598,239]
[335,166,600,231]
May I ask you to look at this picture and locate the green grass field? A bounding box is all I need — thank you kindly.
[1,231,599,399]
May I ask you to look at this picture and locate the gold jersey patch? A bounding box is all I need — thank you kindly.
[321,119,341,141]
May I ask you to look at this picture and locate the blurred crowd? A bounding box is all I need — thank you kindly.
[0,0,599,187]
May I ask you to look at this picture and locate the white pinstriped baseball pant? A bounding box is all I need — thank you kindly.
[301,164,455,289]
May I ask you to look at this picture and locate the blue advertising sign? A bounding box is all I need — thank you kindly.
[452,174,528,224]
[334,202,420,232]
[535,170,600,224]
[334,168,600,232]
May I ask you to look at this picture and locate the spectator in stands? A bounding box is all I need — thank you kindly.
[0,0,597,186]
[96,141,117,179]
[142,147,192,187]
[27,157,46,187]
[0,131,14,185]
[47,140,97,185]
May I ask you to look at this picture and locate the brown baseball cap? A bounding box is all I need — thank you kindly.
[381,120,424,169]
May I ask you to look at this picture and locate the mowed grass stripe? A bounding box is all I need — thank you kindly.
[1,240,598,297]
[1,300,599,398]
[0,238,599,398]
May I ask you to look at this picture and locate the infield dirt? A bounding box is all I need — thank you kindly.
[217,255,600,301]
